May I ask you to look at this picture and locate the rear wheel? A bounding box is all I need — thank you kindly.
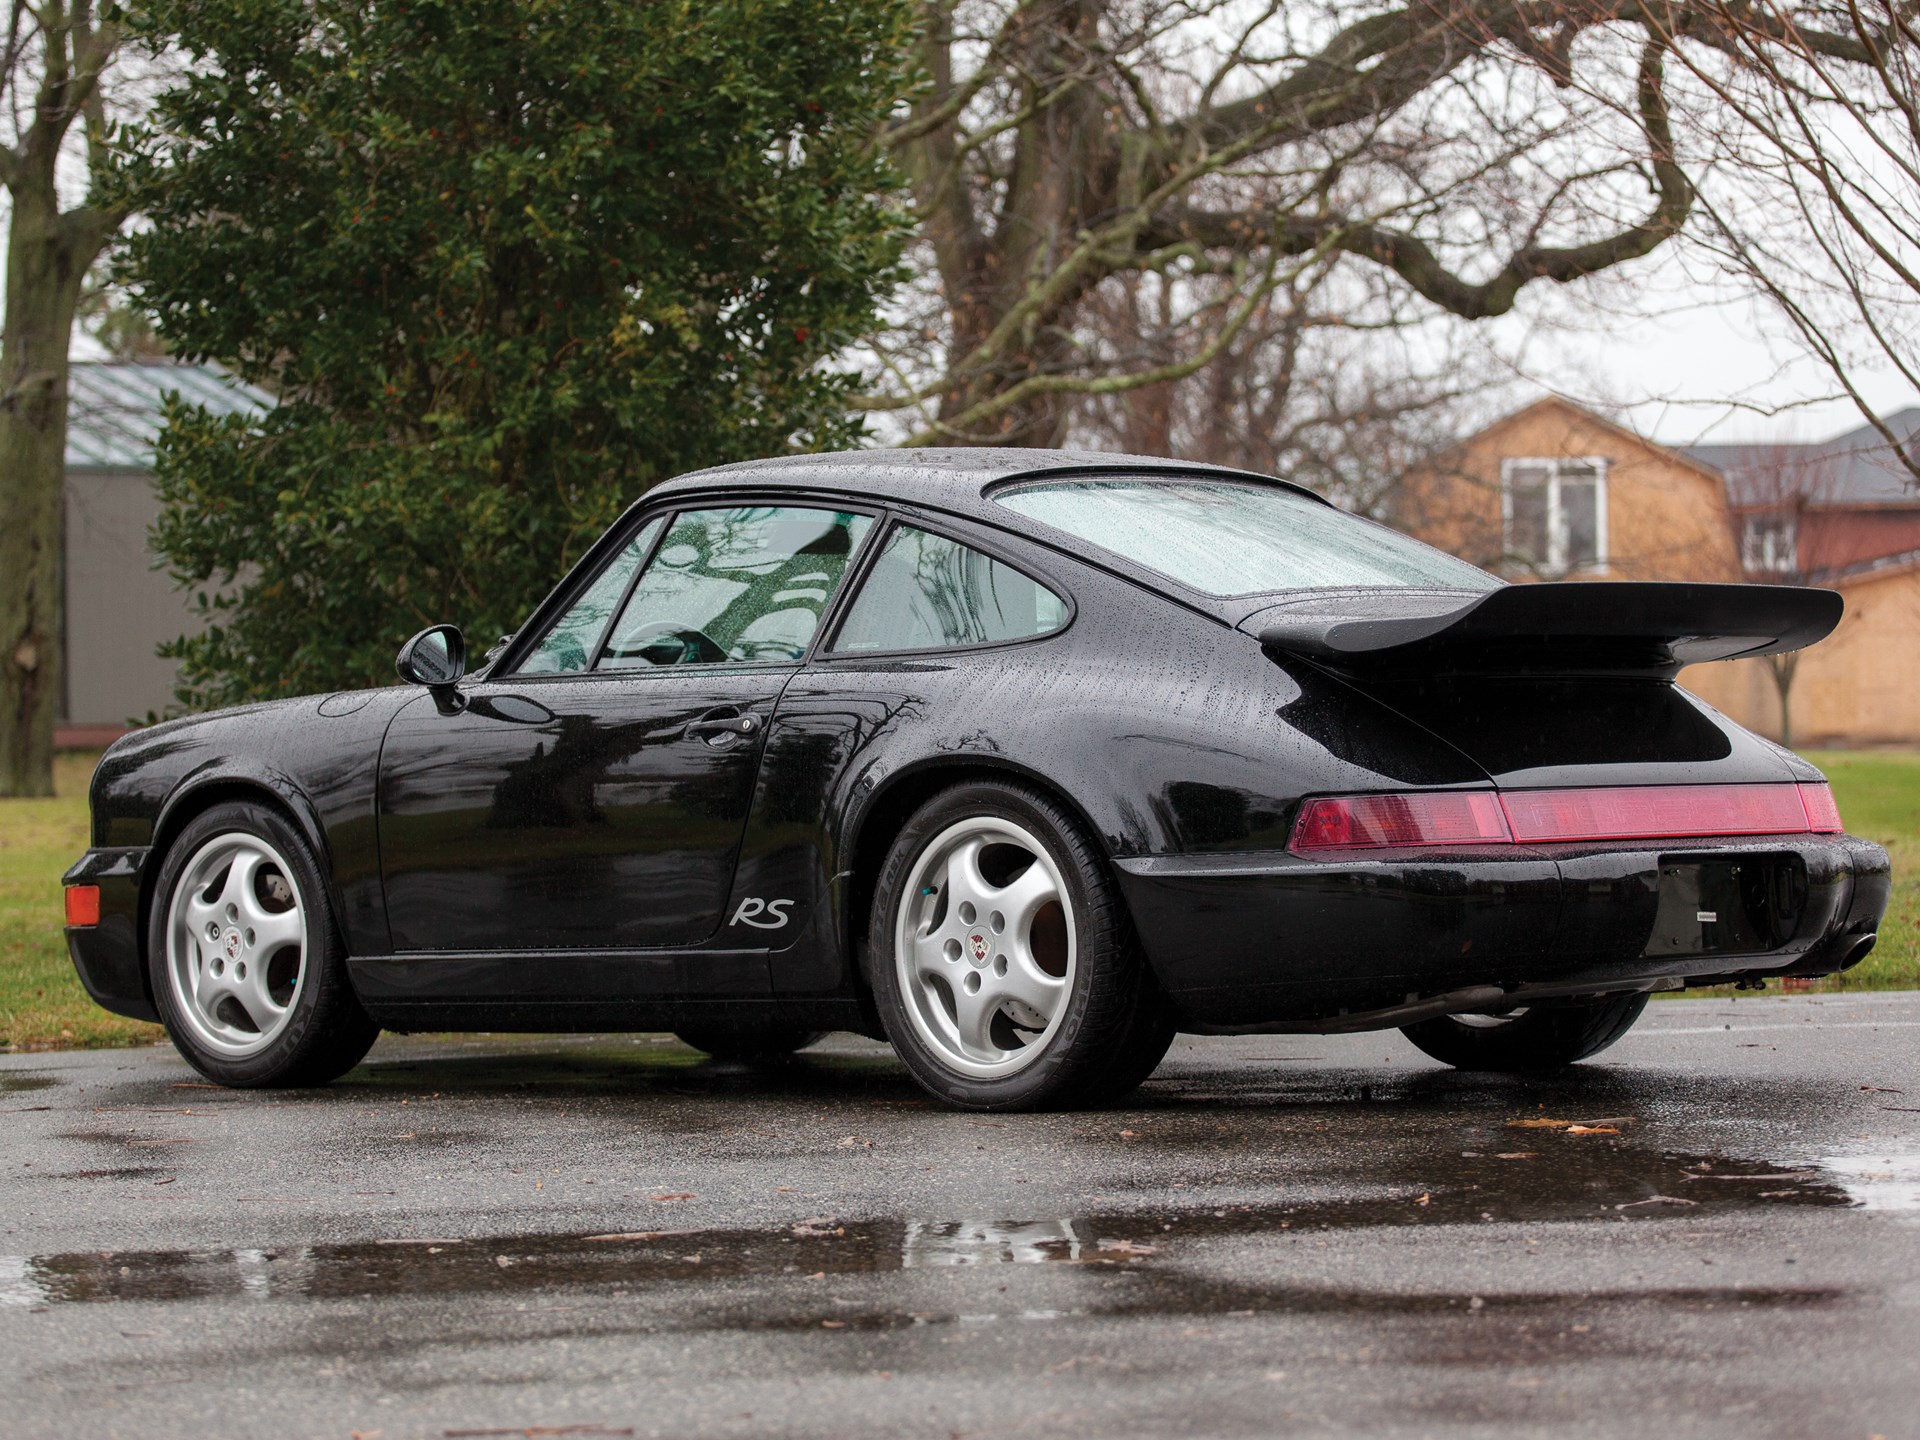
[673,1027,826,1062]
[1400,992,1649,1071]
[868,781,1172,1111]
[147,801,379,1088]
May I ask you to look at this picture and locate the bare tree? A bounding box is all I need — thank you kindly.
[1066,257,1512,511]
[1647,0,1920,477]
[1716,442,1847,745]
[866,0,1890,449]
[0,0,126,796]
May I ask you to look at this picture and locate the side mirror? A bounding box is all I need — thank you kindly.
[396,624,467,689]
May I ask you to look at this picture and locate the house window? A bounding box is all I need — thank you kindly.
[1501,458,1607,575]
[1741,514,1798,573]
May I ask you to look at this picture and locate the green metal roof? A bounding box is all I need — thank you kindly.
[65,361,273,471]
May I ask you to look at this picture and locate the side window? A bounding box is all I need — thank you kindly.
[516,518,664,676]
[829,526,1067,653]
[599,506,873,669]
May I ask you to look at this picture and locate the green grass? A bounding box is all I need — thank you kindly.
[3,747,1917,1052]
[0,753,162,1050]
[1790,750,1920,992]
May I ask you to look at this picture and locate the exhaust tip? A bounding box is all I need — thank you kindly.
[1839,932,1878,971]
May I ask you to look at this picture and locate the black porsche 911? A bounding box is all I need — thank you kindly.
[63,450,1890,1110]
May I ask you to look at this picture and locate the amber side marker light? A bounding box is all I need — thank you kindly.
[64,885,100,928]
[1291,782,1844,854]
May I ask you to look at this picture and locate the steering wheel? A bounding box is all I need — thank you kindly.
[613,620,729,666]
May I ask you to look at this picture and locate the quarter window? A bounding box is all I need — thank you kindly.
[599,506,872,668]
[1501,458,1607,575]
[830,526,1067,653]
[517,518,664,676]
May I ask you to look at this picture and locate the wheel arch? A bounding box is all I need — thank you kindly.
[839,756,1122,994]
[140,773,341,1002]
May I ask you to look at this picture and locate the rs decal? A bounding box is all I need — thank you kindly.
[730,897,794,930]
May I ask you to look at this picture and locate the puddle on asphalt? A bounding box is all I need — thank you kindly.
[0,1134,1866,1310]
[0,1073,54,1094]
[1821,1151,1920,1211]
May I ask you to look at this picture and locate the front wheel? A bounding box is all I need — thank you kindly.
[147,801,379,1087]
[1400,992,1649,1071]
[868,781,1172,1111]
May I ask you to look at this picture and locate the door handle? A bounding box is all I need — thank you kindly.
[686,709,761,742]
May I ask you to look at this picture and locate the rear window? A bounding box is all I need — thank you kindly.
[995,477,1499,598]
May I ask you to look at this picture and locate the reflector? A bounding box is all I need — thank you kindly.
[1500,784,1810,843]
[64,885,101,928]
[1291,783,1845,854]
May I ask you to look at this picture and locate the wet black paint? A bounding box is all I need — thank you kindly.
[63,450,1890,1040]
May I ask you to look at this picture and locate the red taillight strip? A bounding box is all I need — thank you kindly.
[1290,782,1844,853]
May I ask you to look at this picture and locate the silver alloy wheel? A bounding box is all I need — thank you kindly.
[894,816,1077,1079]
[164,832,309,1059]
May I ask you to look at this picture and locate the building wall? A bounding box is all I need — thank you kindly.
[1686,567,1920,746]
[63,468,196,728]
[1399,400,1744,583]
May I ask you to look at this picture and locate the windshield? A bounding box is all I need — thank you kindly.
[995,477,1500,598]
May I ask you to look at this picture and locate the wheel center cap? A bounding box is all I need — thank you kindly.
[966,931,991,967]
[222,928,243,961]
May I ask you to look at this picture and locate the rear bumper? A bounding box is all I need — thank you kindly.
[1114,833,1890,1029]
[61,847,158,1024]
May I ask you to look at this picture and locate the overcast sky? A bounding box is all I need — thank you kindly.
[1480,243,1914,452]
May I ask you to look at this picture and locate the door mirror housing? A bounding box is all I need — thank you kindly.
[396,624,467,689]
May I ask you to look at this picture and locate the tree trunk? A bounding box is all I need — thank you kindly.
[1767,652,1799,751]
[0,180,96,796]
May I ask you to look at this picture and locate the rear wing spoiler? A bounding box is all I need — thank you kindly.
[1247,582,1843,677]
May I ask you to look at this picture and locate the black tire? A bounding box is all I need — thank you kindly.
[1400,992,1649,1072]
[674,1026,827,1062]
[146,800,379,1087]
[868,780,1170,1111]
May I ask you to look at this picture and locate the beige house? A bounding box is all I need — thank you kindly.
[1399,397,1920,746]
[58,362,269,743]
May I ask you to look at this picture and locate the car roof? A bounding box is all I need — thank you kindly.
[645,447,1330,523]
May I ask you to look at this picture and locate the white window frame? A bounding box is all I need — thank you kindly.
[1741,513,1798,574]
[1499,456,1609,576]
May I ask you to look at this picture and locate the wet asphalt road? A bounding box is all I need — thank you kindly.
[3,994,1919,1440]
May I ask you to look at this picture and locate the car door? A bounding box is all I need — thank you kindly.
[377,502,875,976]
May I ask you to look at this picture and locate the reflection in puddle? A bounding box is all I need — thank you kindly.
[0,1073,54,1094]
[0,1136,1862,1310]
[1823,1152,1920,1211]
[902,1219,1083,1267]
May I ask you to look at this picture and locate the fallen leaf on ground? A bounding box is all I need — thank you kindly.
[1565,1125,1620,1135]
[583,1231,693,1242]
[1506,1116,1635,1130]
[650,1193,695,1202]
[1096,1238,1158,1255]
[1414,1193,1431,1205]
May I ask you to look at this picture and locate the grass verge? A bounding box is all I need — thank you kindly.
[1785,750,1920,993]
[1,753,162,1050]
[2,747,1914,1051]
